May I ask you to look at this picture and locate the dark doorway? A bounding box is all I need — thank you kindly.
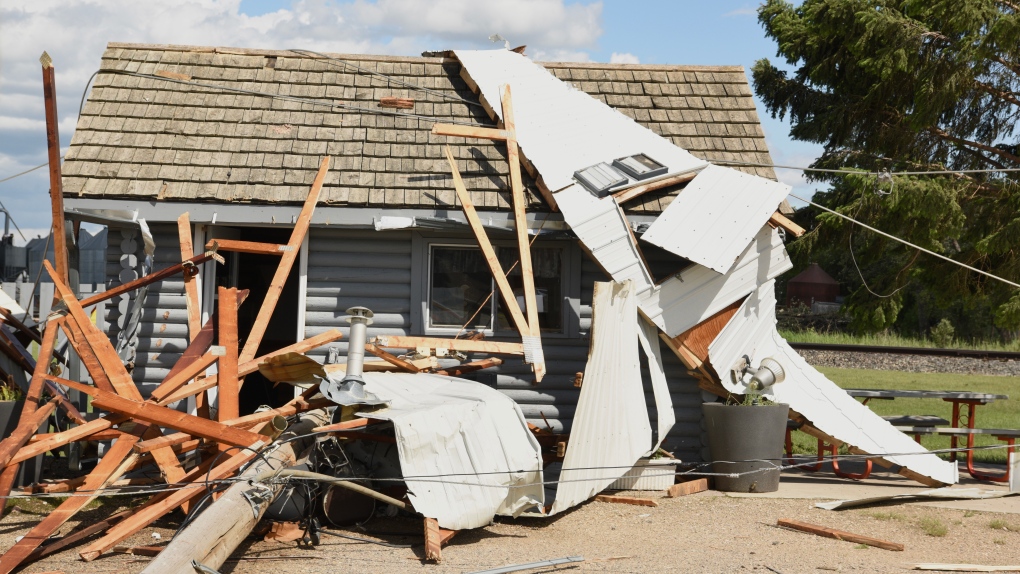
[214,227,300,415]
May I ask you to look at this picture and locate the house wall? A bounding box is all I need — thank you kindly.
[105,223,705,460]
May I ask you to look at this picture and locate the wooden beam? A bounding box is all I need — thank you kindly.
[431,123,510,141]
[434,357,503,376]
[612,172,698,205]
[10,415,124,466]
[0,465,17,516]
[777,519,904,551]
[0,432,140,574]
[205,238,287,256]
[379,96,414,109]
[239,156,329,363]
[77,251,217,311]
[148,350,219,404]
[424,517,443,562]
[594,494,658,507]
[443,145,531,338]
[666,297,745,375]
[40,52,68,285]
[177,213,202,340]
[501,85,545,382]
[0,398,57,469]
[667,478,709,497]
[768,211,805,237]
[217,287,240,421]
[21,318,62,415]
[374,335,524,356]
[364,343,419,373]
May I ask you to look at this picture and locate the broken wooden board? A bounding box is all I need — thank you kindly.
[667,479,709,498]
[777,518,904,551]
[594,494,658,507]
[374,335,524,356]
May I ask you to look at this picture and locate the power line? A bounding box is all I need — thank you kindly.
[0,161,48,185]
[713,159,1020,176]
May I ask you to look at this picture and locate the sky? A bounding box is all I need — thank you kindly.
[0,0,821,245]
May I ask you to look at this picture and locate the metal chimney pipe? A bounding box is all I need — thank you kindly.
[342,306,374,382]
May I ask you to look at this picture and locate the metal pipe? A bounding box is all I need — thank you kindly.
[465,556,585,574]
[342,306,373,382]
[254,468,410,511]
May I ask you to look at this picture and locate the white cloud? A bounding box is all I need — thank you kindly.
[609,52,639,64]
[0,0,604,235]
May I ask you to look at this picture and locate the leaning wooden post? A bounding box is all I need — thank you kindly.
[217,287,239,421]
[40,51,69,285]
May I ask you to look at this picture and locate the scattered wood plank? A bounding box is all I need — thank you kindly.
[612,172,698,205]
[177,213,203,340]
[431,123,510,140]
[147,351,219,403]
[776,519,904,551]
[434,357,503,376]
[0,465,17,516]
[594,494,659,507]
[217,287,240,421]
[76,251,217,310]
[239,156,329,364]
[375,335,524,356]
[112,545,164,557]
[41,52,69,284]
[379,96,414,109]
[667,478,709,497]
[424,517,443,562]
[768,211,805,237]
[364,344,420,373]
[206,238,287,256]
[10,415,125,466]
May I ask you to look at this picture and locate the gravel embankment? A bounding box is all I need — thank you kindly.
[799,349,1020,377]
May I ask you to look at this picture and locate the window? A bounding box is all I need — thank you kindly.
[425,242,570,335]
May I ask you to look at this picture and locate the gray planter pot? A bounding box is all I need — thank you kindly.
[1,400,46,488]
[702,402,789,493]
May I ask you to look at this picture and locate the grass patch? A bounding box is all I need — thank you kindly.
[919,517,948,537]
[989,519,1020,532]
[854,543,869,549]
[865,511,907,521]
[787,367,1018,464]
[779,329,1020,352]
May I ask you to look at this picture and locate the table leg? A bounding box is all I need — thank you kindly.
[966,437,1014,483]
[827,442,872,480]
[949,400,961,462]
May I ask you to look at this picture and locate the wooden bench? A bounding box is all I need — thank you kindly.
[893,426,1020,482]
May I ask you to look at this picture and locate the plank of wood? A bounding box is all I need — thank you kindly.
[443,144,531,337]
[430,123,510,140]
[205,238,287,256]
[379,96,414,109]
[0,432,140,574]
[112,545,164,557]
[374,335,524,356]
[57,318,116,394]
[501,85,545,382]
[612,172,698,205]
[0,398,57,468]
[178,213,203,340]
[434,357,503,376]
[0,464,17,516]
[217,287,240,421]
[10,415,124,466]
[424,517,443,562]
[41,54,69,284]
[594,494,659,507]
[364,344,419,373]
[666,298,745,373]
[154,329,343,405]
[148,351,219,403]
[240,156,329,363]
[777,518,904,551]
[21,318,61,415]
[768,211,805,237]
[312,418,371,433]
[77,251,217,310]
[79,441,264,562]
[667,478,709,498]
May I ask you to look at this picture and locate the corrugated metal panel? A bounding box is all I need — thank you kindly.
[454,49,707,192]
[551,281,650,514]
[357,371,544,530]
[709,281,958,485]
[638,317,674,454]
[642,165,791,274]
[638,225,792,338]
[555,185,654,293]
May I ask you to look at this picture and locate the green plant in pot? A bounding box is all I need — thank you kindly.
[702,356,790,493]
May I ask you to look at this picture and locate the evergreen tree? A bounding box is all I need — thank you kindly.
[754,0,1020,341]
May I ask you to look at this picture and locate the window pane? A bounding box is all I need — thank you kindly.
[495,247,563,332]
[429,246,493,329]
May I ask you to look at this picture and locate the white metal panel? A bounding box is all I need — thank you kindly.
[550,281,651,514]
[358,372,544,530]
[638,226,791,338]
[708,281,959,486]
[642,165,792,274]
[638,316,674,454]
[555,184,654,294]
[454,49,707,192]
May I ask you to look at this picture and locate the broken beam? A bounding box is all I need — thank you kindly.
[77,251,216,310]
[434,357,503,376]
[612,172,698,205]
[777,518,904,551]
[431,123,510,141]
[374,335,524,356]
[768,211,805,237]
[594,494,658,507]
[205,238,288,256]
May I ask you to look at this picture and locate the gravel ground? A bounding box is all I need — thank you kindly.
[798,350,1020,377]
[5,490,1019,574]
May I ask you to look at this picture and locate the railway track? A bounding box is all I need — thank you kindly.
[788,342,1020,361]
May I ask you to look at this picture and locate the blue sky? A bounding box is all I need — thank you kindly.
[0,0,820,244]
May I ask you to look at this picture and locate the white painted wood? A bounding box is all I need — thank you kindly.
[642,165,791,274]
[708,281,958,485]
[297,233,308,342]
[551,280,651,514]
[454,49,707,192]
[638,226,791,338]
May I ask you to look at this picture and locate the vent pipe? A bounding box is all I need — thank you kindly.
[319,306,387,410]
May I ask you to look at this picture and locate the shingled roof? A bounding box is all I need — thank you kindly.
[62,43,777,215]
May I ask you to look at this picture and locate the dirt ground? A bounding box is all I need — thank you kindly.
[4,471,1019,574]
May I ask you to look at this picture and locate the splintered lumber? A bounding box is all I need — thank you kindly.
[431,123,510,140]
[0,398,57,468]
[77,250,217,310]
[177,213,203,340]
[612,172,698,205]
[217,287,240,421]
[375,336,524,356]
[667,478,709,498]
[239,156,330,364]
[444,144,531,340]
[434,357,503,376]
[768,211,805,237]
[41,51,68,284]
[423,517,445,562]
[364,344,419,373]
[80,440,267,562]
[777,519,904,551]
[501,85,545,382]
[0,432,141,574]
[22,318,62,414]
[205,238,287,256]
[10,415,125,466]
[154,329,343,405]
[138,413,328,573]
[594,494,659,507]
[379,96,414,109]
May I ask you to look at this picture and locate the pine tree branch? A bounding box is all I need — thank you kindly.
[994,0,1019,13]
[929,127,1020,165]
[975,81,1020,107]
